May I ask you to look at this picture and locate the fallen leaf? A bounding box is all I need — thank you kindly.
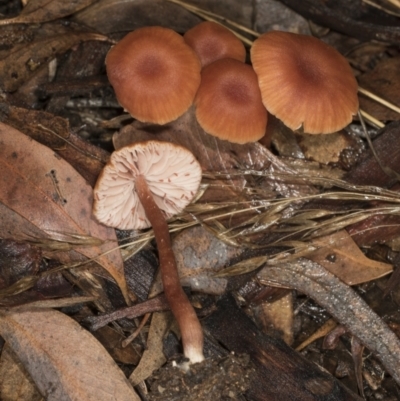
[93,325,141,365]
[0,122,130,304]
[0,308,139,401]
[0,31,109,92]
[73,0,202,34]
[0,104,109,186]
[0,0,98,25]
[296,131,364,166]
[256,291,294,345]
[309,230,392,285]
[0,343,41,401]
[130,312,170,386]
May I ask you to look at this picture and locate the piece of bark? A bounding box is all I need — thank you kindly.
[203,294,362,401]
[279,0,400,43]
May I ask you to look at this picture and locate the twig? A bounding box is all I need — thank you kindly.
[258,258,400,386]
[85,294,168,331]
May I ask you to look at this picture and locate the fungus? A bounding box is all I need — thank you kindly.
[93,140,204,365]
[194,58,267,144]
[251,31,359,134]
[184,21,246,68]
[106,26,201,125]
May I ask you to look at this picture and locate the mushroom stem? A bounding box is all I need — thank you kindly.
[135,174,205,365]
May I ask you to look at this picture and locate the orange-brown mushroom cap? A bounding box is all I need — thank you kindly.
[106,26,201,125]
[251,31,359,134]
[194,58,268,144]
[184,21,246,68]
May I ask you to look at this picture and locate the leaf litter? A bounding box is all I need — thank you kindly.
[0,308,139,401]
[0,122,130,304]
[1,0,400,399]
[0,0,98,25]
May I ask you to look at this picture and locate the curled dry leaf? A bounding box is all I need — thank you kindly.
[0,31,109,92]
[0,122,130,304]
[0,308,139,401]
[258,258,400,386]
[0,0,98,25]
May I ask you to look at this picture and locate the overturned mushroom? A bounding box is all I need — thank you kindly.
[93,140,204,365]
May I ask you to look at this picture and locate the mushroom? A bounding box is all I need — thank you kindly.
[106,26,201,125]
[251,31,359,134]
[194,58,268,144]
[184,21,246,68]
[93,140,204,365]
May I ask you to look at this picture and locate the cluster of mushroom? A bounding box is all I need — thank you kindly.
[93,23,360,368]
[105,22,359,143]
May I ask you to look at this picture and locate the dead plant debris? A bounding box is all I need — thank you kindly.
[1,0,400,400]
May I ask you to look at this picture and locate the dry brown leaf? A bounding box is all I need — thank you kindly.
[0,104,108,186]
[296,131,363,166]
[0,0,98,25]
[0,308,139,401]
[309,230,392,285]
[130,312,170,386]
[0,122,130,304]
[256,292,294,346]
[0,343,42,401]
[0,31,109,92]
[93,325,141,365]
[73,0,201,34]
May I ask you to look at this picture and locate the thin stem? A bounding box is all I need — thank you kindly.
[135,175,204,364]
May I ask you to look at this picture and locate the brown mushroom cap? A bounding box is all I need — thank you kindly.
[93,141,202,230]
[194,58,267,144]
[251,31,359,134]
[184,21,246,68]
[106,27,201,125]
